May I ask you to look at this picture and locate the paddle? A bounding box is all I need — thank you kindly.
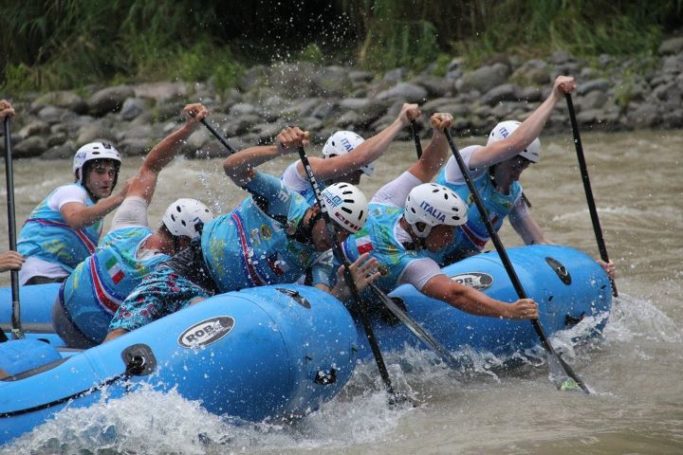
[200,118,237,154]
[565,94,617,297]
[444,129,590,394]
[409,120,423,158]
[296,145,399,398]
[368,283,459,369]
[3,116,23,340]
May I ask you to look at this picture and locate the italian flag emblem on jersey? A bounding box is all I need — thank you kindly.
[105,256,125,284]
[357,235,373,254]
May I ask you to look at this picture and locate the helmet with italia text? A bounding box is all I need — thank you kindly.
[487,120,541,163]
[162,198,214,239]
[322,130,374,176]
[404,183,467,238]
[320,182,368,233]
[73,142,122,184]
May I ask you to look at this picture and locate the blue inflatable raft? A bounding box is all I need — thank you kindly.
[0,285,358,444]
[0,244,612,444]
[366,244,612,358]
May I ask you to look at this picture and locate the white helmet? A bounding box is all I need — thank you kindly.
[162,198,214,239]
[404,183,467,238]
[322,131,374,176]
[73,142,122,183]
[487,120,541,163]
[321,182,368,233]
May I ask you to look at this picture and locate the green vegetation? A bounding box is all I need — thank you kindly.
[1,0,681,93]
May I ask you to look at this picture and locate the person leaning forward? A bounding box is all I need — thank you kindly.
[338,110,539,320]
[53,103,214,347]
[104,126,380,341]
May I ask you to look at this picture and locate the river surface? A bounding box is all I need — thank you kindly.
[0,129,681,454]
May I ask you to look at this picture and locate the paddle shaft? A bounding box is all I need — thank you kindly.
[410,120,423,159]
[444,130,589,393]
[3,117,22,340]
[368,283,459,369]
[296,146,396,396]
[565,94,617,297]
[200,118,237,154]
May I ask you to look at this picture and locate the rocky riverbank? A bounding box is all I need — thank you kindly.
[2,37,683,160]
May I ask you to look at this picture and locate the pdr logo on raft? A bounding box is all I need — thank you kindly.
[178,316,235,348]
[450,272,494,290]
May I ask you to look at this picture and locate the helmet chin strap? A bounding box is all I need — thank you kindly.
[290,206,324,243]
[402,217,428,251]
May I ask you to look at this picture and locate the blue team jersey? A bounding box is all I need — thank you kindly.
[436,165,522,257]
[18,183,101,271]
[341,202,438,293]
[201,173,329,292]
[60,226,168,343]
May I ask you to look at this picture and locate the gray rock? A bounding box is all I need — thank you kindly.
[186,128,211,150]
[251,122,283,143]
[457,63,510,94]
[339,98,370,110]
[118,137,151,156]
[37,106,70,124]
[47,133,67,147]
[550,50,574,64]
[334,111,360,128]
[519,86,542,102]
[185,141,228,159]
[18,121,50,139]
[658,37,683,55]
[311,101,338,119]
[32,91,87,114]
[229,103,257,116]
[41,142,75,160]
[412,75,453,98]
[628,103,661,128]
[133,82,187,103]
[447,58,465,73]
[482,84,520,106]
[284,98,322,118]
[577,79,610,96]
[121,124,153,140]
[311,66,351,97]
[88,85,135,117]
[511,59,550,85]
[349,70,374,85]
[76,124,116,145]
[422,97,458,112]
[577,90,609,110]
[14,136,47,158]
[383,68,406,83]
[120,98,147,121]
[267,62,317,97]
[237,65,268,93]
[662,55,683,74]
[376,82,428,103]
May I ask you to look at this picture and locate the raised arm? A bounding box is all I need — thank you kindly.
[469,75,577,169]
[421,274,538,319]
[224,126,308,186]
[406,112,453,183]
[296,103,420,180]
[127,103,208,204]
